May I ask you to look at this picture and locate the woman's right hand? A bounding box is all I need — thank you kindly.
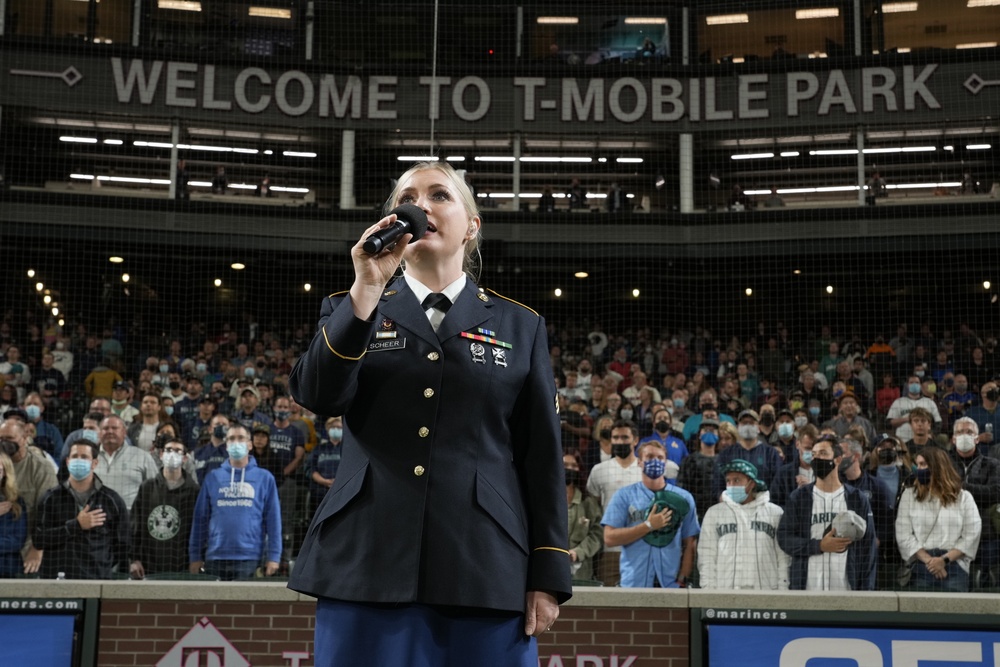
[349,214,412,319]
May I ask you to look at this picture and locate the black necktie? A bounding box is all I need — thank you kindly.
[421,293,452,313]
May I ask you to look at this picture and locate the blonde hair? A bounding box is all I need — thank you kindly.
[385,161,483,281]
[0,451,23,521]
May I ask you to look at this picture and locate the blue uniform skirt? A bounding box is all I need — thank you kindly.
[314,598,537,667]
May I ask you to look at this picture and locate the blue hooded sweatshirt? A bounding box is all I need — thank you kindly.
[189,458,282,564]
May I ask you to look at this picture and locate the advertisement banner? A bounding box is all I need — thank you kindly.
[708,624,1000,667]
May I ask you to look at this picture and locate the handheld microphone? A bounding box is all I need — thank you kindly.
[363,204,429,254]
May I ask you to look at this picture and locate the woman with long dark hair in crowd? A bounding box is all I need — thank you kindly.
[895,446,981,592]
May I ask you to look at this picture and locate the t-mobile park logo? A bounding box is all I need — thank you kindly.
[157,617,250,667]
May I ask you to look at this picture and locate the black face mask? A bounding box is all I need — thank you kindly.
[0,439,18,457]
[564,469,580,487]
[599,429,612,441]
[878,448,897,464]
[701,403,717,413]
[987,389,1000,402]
[838,457,855,477]
[169,381,181,390]
[760,413,775,427]
[611,444,632,459]
[654,420,670,434]
[812,457,837,479]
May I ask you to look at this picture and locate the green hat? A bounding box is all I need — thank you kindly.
[721,458,767,492]
[642,488,691,548]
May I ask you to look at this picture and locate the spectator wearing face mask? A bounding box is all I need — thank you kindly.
[601,441,699,588]
[129,438,200,579]
[968,382,1000,455]
[948,417,1000,589]
[586,420,643,587]
[192,415,230,486]
[34,440,130,579]
[189,424,281,581]
[777,438,877,591]
[895,446,980,592]
[677,418,722,523]
[712,410,783,501]
[770,426,820,508]
[769,409,798,462]
[564,452,603,582]
[637,407,687,479]
[887,375,943,442]
[699,459,789,590]
[307,417,343,516]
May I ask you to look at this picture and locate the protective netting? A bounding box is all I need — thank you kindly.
[0,1,999,591]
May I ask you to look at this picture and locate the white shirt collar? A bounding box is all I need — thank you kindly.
[404,273,467,307]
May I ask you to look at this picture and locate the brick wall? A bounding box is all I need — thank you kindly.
[97,600,687,666]
[98,600,316,666]
[539,607,689,667]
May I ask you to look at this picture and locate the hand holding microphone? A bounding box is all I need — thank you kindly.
[349,204,429,319]
[362,204,429,254]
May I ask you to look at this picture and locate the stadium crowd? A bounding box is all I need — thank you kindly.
[0,317,997,591]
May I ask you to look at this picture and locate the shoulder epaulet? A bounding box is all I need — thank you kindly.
[327,290,349,299]
[485,289,538,316]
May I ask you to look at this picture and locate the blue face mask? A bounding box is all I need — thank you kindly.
[159,364,170,374]
[909,382,922,395]
[643,459,666,480]
[227,442,249,460]
[673,398,685,409]
[328,427,343,441]
[25,405,41,421]
[700,432,719,446]
[244,367,256,378]
[164,406,174,416]
[275,411,291,421]
[801,450,814,464]
[67,459,92,481]
[809,406,821,417]
[914,467,932,485]
[725,485,748,503]
[778,423,795,439]
[196,363,208,373]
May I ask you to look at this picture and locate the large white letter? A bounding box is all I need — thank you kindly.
[651,78,684,121]
[738,74,769,119]
[817,70,857,115]
[202,65,231,110]
[891,640,980,667]
[318,75,362,119]
[111,58,163,104]
[862,67,897,112]
[562,79,605,121]
[514,77,546,121]
[779,638,882,667]
[368,76,398,120]
[452,76,490,121]
[276,70,315,116]
[903,64,940,110]
[786,72,819,117]
[234,68,272,114]
[609,78,647,123]
[165,62,198,108]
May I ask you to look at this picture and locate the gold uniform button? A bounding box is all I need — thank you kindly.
[418,427,430,438]
[427,351,440,361]
[414,465,425,476]
[423,388,434,399]
[477,293,489,302]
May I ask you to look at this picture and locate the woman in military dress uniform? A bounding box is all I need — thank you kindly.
[288,162,572,666]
